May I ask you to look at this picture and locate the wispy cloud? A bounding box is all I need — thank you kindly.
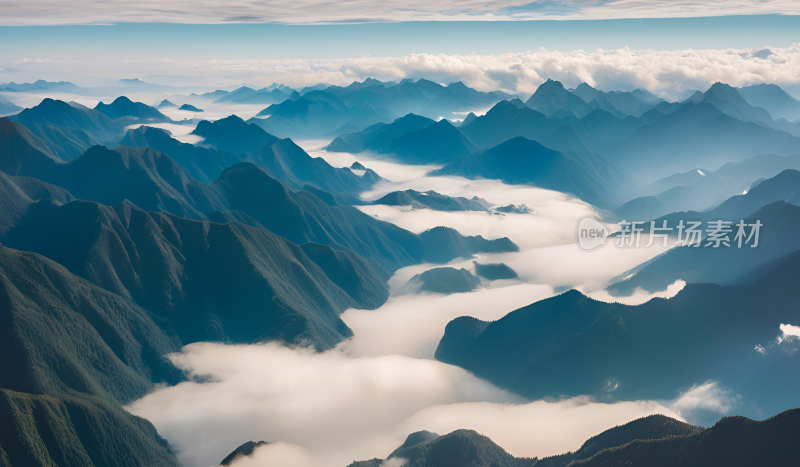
[2,0,800,25]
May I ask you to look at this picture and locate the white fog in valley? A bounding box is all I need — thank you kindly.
[124,138,707,467]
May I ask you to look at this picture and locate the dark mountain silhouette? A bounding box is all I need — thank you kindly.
[156,99,176,108]
[688,82,773,125]
[0,118,65,173]
[124,124,377,193]
[1,133,516,273]
[9,98,129,160]
[459,111,477,126]
[119,125,242,183]
[406,267,482,294]
[192,114,278,154]
[537,414,702,467]
[375,189,491,211]
[249,137,381,194]
[459,100,557,149]
[473,261,518,280]
[94,96,171,122]
[179,103,203,112]
[0,170,74,234]
[349,429,535,467]
[326,113,435,154]
[0,248,183,467]
[738,83,800,121]
[526,79,593,117]
[570,409,800,467]
[350,409,800,467]
[435,250,800,416]
[385,118,478,164]
[220,441,270,466]
[430,137,616,209]
[0,197,376,348]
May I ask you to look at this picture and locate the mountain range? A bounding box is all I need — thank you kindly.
[436,247,800,418]
[346,409,800,467]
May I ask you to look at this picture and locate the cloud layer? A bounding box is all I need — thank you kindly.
[3,0,800,25]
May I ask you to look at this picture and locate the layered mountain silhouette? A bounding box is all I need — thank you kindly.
[0,94,22,115]
[738,83,800,121]
[94,96,171,122]
[123,124,379,193]
[192,114,278,154]
[609,102,800,181]
[1,139,515,273]
[119,125,242,183]
[250,90,397,139]
[616,154,800,220]
[609,171,800,295]
[349,429,535,467]
[436,249,800,417]
[430,137,617,209]
[375,189,491,211]
[8,99,129,160]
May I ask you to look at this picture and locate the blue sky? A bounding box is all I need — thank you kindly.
[2,15,800,96]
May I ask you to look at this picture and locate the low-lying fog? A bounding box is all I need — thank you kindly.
[124,139,714,467]
[4,92,712,466]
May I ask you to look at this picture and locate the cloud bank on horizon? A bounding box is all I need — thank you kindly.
[2,0,800,24]
[9,45,800,100]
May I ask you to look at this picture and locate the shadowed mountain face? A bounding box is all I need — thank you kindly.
[435,250,800,417]
[0,170,74,234]
[349,410,800,467]
[326,113,435,154]
[406,267,482,294]
[94,96,171,123]
[430,136,617,209]
[569,409,800,467]
[220,441,270,466]
[473,261,518,280]
[349,429,536,467]
[1,130,517,273]
[0,248,183,467]
[383,118,478,164]
[8,99,129,160]
[526,78,594,118]
[122,124,379,194]
[119,125,242,183]
[250,90,397,139]
[375,189,491,211]
[192,114,278,154]
[0,198,371,348]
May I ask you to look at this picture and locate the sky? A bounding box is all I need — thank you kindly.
[3,0,800,24]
